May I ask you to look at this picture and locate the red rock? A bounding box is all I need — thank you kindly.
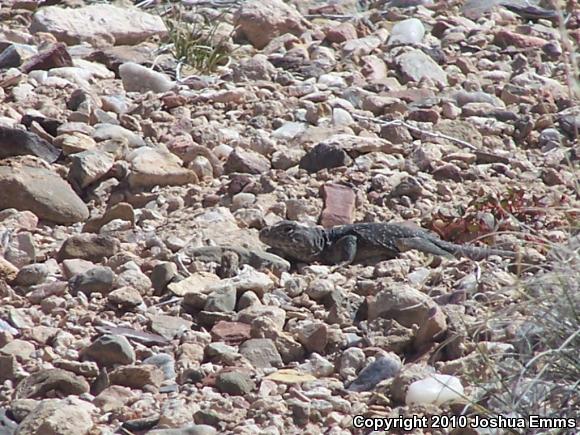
[326,22,357,43]
[493,30,548,49]
[234,0,307,50]
[161,93,187,109]
[20,43,72,73]
[211,321,252,345]
[408,109,440,123]
[320,183,356,228]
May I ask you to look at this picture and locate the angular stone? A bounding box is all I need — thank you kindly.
[224,147,271,175]
[20,43,72,73]
[347,353,402,392]
[57,234,120,262]
[236,305,286,330]
[108,286,144,310]
[239,338,283,368]
[234,0,307,49]
[215,370,255,396]
[299,143,352,173]
[210,321,252,345]
[388,18,425,45]
[320,183,355,228]
[83,203,135,233]
[0,44,37,69]
[1,339,35,361]
[150,314,192,340]
[325,22,357,43]
[15,398,95,435]
[109,364,164,389]
[368,285,444,331]
[81,334,136,367]
[204,286,237,313]
[94,385,137,412]
[15,368,90,399]
[68,150,114,189]
[0,166,88,224]
[61,259,96,279]
[0,126,60,163]
[494,29,548,49]
[127,147,196,188]
[396,49,447,86]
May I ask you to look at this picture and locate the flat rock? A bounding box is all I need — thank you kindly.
[57,234,120,262]
[15,398,95,435]
[15,368,90,399]
[0,166,88,224]
[92,123,145,148]
[396,49,448,86]
[30,4,166,45]
[127,147,196,188]
[224,147,271,175]
[109,364,164,389]
[239,338,283,368]
[150,314,192,340]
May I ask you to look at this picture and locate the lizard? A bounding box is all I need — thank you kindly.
[259,220,517,266]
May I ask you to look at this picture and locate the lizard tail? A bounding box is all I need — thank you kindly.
[436,240,516,260]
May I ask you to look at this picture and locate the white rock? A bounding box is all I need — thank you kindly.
[332,108,354,126]
[271,122,307,140]
[388,18,425,45]
[405,374,464,405]
[119,62,175,93]
[213,144,234,160]
[208,265,273,297]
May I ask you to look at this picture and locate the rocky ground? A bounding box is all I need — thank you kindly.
[0,0,578,434]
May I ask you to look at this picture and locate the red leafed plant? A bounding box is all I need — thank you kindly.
[428,187,572,245]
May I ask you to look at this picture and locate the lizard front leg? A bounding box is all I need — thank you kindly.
[326,235,359,268]
[395,237,455,259]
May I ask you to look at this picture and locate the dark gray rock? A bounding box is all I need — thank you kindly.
[215,370,255,395]
[299,143,352,173]
[81,334,136,367]
[347,354,402,392]
[0,126,60,163]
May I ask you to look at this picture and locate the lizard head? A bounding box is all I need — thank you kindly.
[259,220,325,262]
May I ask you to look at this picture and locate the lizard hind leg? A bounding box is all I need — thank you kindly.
[395,237,455,259]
